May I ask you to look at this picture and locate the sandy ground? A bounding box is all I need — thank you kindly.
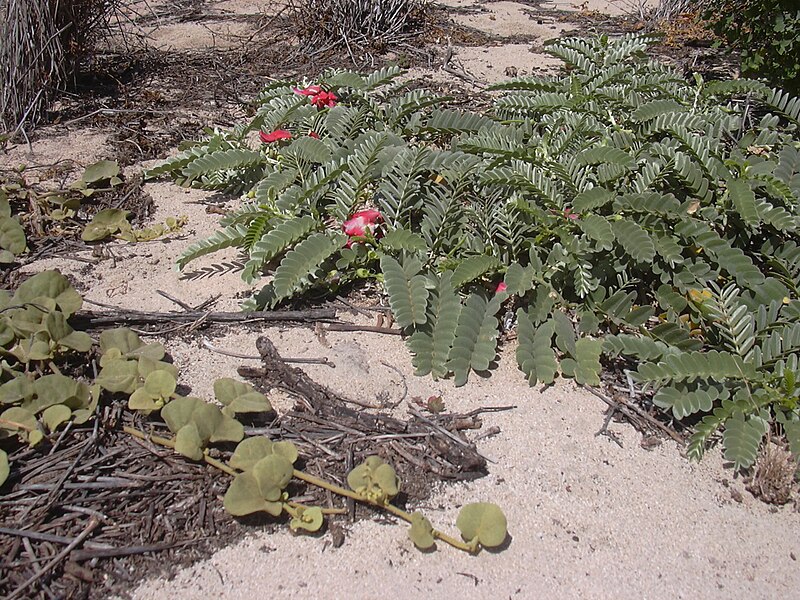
[3,0,799,598]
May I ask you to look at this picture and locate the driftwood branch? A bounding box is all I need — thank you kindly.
[73,308,337,328]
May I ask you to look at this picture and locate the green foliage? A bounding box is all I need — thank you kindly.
[455,503,508,550]
[702,0,800,94]
[347,455,400,505]
[161,397,244,461]
[149,34,800,468]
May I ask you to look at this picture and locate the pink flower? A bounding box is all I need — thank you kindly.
[295,85,337,109]
[295,85,322,97]
[308,131,320,139]
[564,207,579,220]
[496,281,508,294]
[260,129,291,143]
[343,209,382,247]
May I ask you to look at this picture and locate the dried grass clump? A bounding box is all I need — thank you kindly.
[746,444,798,505]
[0,0,119,136]
[286,0,431,60]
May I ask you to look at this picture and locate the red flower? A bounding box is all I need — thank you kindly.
[295,85,337,109]
[343,209,382,247]
[295,85,322,97]
[260,129,291,143]
[308,131,320,139]
[564,207,579,220]
[495,281,508,294]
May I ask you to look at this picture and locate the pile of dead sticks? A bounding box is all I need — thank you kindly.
[0,332,508,599]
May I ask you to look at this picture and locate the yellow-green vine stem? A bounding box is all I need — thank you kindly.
[124,426,474,552]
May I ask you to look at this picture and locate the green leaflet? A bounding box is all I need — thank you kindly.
[653,384,719,419]
[611,220,655,263]
[572,187,614,212]
[446,292,505,387]
[722,412,768,471]
[560,338,603,386]
[272,232,345,301]
[451,255,500,289]
[241,215,319,283]
[175,224,248,271]
[380,255,429,329]
[407,272,461,378]
[379,229,427,253]
[516,313,558,385]
[635,350,755,385]
[183,149,264,179]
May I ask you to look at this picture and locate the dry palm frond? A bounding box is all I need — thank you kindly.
[0,0,120,136]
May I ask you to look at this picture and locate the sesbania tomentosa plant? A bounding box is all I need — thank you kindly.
[147,33,800,471]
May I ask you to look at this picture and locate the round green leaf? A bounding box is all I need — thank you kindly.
[82,208,130,241]
[58,331,93,353]
[143,370,177,399]
[0,375,35,405]
[230,436,274,471]
[252,455,294,501]
[0,449,8,487]
[80,159,120,184]
[174,422,204,461]
[100,328,144,355]
[13,271,82,316]
[0,216,26,254]
[272,441,298,464]
[161,396,205,433]
[214,377,254,405]
[96,359,139,394]
[347,456,400,503]
[128,388,163,412]
[42,404,72,432]
[0,406,38,443]
[223,471,284,517]
[456,502,508,549]
[290,506,324,532]
[409,512,436,550]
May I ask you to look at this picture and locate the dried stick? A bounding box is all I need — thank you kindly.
[6,517,100,600]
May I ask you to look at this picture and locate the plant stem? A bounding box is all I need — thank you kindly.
[286,501,346,515]
[292,469,473,552]
[123,426,237,476]
[123,427,475,552]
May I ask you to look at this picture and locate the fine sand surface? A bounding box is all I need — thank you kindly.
[4,1,798,598]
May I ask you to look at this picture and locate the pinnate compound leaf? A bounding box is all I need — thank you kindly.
[456,503,508,549]
[728,179,759,227]
[0,449,8,487]
[722,413,767,471]
[503,263,536,296]
[572,187,614,212]
[446,292,504,387]
[653,385,717,419]
[290,506,324,533]
[407,272,460,378]
[451,255,500,288]
[242,215,318,283]
[560,338,603,385]
[380,255,429,329]
[516,312,557,385]
[611,220,655,263]
[379,228,427,252]
[409,512,436,550]
[272,232,345,301]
